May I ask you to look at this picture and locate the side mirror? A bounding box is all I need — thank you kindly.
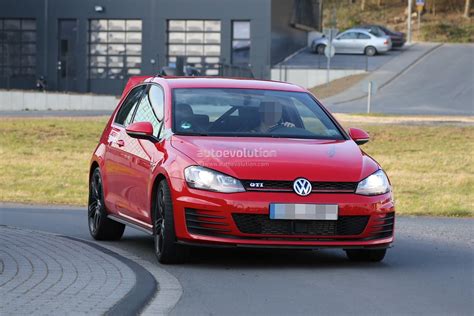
[349,127,369,145]
[126,121,156,141]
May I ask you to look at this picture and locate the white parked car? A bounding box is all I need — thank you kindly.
[311,29,392,56]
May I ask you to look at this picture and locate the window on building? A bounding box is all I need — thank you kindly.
[167,20,221,76]
[0,19,37,78]
[232,21,250,66]
[88,19,142,79]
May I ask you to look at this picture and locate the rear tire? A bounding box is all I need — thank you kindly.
[153,180,188,264]
[345,249,386,262]
[365,46,377,56]
[88,168,125,241]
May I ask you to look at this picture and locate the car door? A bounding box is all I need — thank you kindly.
[126,84,165,224]
[356,32,372,54]
[103,85,146,216]
[333,32,357,54]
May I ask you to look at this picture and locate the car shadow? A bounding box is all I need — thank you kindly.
[116,234,393,270]
[115,231,473,272]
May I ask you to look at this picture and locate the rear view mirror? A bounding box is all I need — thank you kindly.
[126,121,156,142]
[348,127,370,145]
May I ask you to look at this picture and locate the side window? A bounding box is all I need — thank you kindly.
[339,32,357,40]
[357,33,371,39]
[133,85,162,137]
[114,86,145,126]
[149,85,164,121]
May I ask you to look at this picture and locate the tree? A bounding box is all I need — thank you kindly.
[465,0,471,18]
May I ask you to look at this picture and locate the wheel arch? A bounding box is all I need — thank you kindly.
[365,45,377,55]
[88,161,101,206]
[89,161,100,180]
[316,43,326,54]
[150,172,169,222]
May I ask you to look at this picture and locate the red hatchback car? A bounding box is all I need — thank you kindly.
[88,76,395,263]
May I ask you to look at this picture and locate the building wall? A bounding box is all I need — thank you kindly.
[1,1,46,90]
[0,0,277,95]
[270,0,308,66]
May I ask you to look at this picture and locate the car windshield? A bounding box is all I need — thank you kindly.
[172,88,345,140]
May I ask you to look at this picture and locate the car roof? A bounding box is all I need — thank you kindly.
[358,24,381,28]
[345,28,371,33]
[149,76,306,92]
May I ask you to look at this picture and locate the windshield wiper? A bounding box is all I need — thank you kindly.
[177,132,210,136]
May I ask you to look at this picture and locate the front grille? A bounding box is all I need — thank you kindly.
[232,214,369,236]
[241,180,357,193]
[185,208,231,236]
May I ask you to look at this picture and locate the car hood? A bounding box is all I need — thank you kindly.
[170,135,379,182]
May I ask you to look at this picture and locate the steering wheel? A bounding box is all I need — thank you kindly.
[266,124,289,133]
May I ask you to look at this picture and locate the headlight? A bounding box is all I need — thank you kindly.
[356,170,391,196]
[184,166,245,193]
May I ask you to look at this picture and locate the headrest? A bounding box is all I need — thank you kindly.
[175,103,194,117]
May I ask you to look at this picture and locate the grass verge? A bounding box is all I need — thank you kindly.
[309,73,368,99]
[323,0,473,43]
[0,117,472,217]
[0,117,107,206]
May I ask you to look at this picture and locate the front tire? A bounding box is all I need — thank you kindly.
[153,180,187,264]
[345,249,387,262]
[316,44,326,55]
[365,46,377,56]
[88,168,125,240]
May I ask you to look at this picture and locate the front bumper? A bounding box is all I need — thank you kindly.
[169,177,395,249]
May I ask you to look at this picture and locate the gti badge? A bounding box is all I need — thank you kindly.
[249,182,264,188]
[293,178,312,196]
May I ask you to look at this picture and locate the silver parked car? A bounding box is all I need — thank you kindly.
[311,28,392,56]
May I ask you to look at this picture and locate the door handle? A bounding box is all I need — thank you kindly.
[116,139,125,147]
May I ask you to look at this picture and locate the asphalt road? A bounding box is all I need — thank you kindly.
[328,44,474,115]
[280,47,405,71]
[1,204,472,315]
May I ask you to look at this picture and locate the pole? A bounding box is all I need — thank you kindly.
[326,5,337,86]
[407,0,413,44]
[326,32,333,86]
[418,9,421,32]
[367,81,372,113]
[326,46,331,86]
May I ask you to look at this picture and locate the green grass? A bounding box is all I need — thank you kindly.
[421,22,474,43]
[0,117,472,217]
[0,117,107,205]
[349,123,474,217]
[322,0,473,43]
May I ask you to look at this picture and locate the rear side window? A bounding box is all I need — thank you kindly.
[339,32,357,40]
[114,85,146,126]
[357,33,371,39]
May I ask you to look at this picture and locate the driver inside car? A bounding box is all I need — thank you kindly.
[253,101,295,133]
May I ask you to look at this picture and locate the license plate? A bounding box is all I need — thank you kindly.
[269,203,338,220]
